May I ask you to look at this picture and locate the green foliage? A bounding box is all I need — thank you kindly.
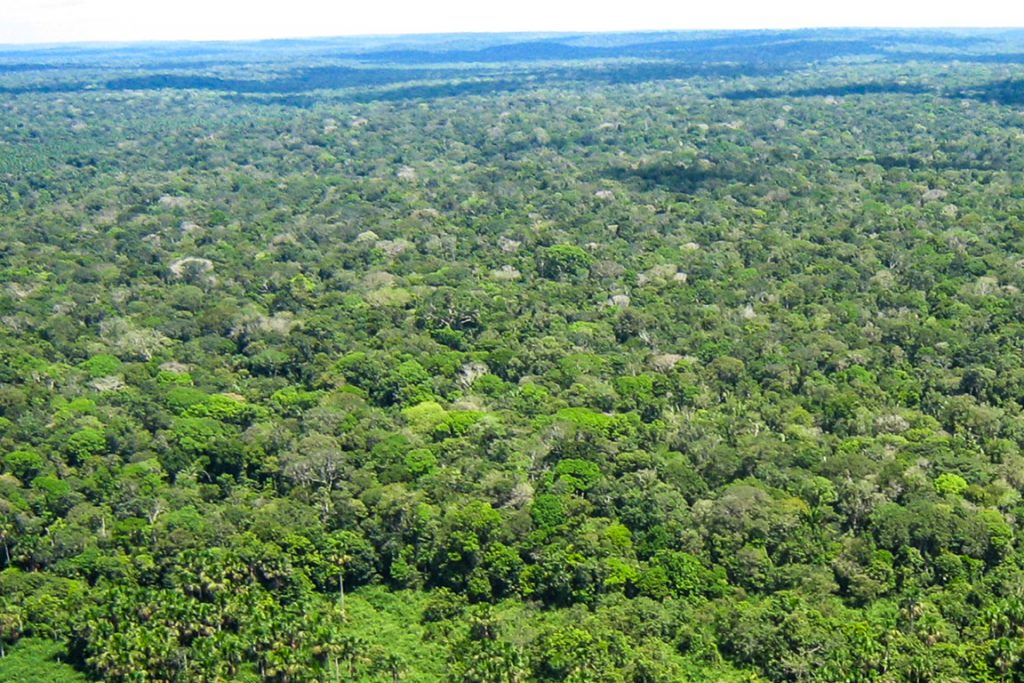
[63,428,106,463]
[164,386,211,414]
[182,393,263,424]
[155,369,193,386]
[3,450,46,481]
[651,550,728,599]
[30,475,73,514]
[934,472,968,496]
[403,400,450,434]
[554,458,603,493]
[551,407,613,432]
[532,494,567,530]
[4,30,1024,683]
[78,354,122,378]
[405,448,438,477]
[270,385,324,415]
[538,244,593,280]
[0,638,89,682]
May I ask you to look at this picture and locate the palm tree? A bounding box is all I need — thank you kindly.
[447,610,527,683]
[0,599,23,658]
[323,537,354,618]
[374,650,406,683]
[0,515,13,568]
[310,611,347,683]
[338,634,370,679]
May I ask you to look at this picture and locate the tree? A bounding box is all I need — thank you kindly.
[537,245,592,280]
[447,609,526,683]
[0,599,23,658]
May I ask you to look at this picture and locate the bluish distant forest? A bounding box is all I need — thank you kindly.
[3,29,1024,682]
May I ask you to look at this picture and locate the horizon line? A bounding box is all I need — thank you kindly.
[2,25,1023,51]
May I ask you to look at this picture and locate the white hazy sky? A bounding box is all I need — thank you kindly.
[2,0,1024,45]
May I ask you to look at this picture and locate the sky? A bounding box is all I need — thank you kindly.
[2,0,1024,45]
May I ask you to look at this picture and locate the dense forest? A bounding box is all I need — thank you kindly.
[4,28,1024,682]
